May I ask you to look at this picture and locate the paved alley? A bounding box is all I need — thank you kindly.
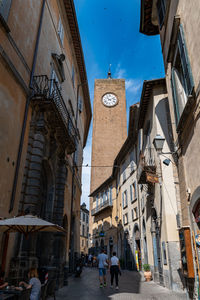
[52,268,187,300]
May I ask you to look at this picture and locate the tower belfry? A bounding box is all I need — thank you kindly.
[90,76,127,194]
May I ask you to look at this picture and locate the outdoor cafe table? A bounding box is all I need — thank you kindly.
[0,288,24,300]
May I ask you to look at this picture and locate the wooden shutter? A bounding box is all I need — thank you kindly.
[122,192,124,208]
[171,67,180,125]
[178,24,194,96]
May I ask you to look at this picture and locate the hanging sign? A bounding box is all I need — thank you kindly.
[146,172,159,183]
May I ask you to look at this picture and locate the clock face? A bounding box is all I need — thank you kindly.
[102,93,118,107]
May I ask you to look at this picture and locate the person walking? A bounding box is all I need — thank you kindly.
[110,251,120,290]
[97,249,108,288]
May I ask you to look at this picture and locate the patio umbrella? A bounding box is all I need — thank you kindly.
[0,214,66,237]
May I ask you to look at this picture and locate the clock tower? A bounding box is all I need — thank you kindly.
[90,75,127,194]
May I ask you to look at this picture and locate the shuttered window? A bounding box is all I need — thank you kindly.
[0,0,12,22]
[171,24,194,125]
[156,0,167,28]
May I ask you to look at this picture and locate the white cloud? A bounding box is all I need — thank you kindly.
[125,79,142,94]
[114,63,142,96]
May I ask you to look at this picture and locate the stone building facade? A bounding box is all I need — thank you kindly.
[80,203,89,255]
[0,0,91,286]
[137,78,182,291]
[140,0,200,297]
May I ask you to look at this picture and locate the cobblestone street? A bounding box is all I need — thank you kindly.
[52,268,187,300]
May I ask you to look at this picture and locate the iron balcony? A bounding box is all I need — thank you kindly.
[91,199,113,216]
[31,75,77,154]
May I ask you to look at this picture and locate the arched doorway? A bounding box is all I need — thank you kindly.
[133,224,141,271]
[36,160,55,268]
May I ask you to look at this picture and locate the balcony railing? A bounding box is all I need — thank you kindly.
[91,199,113,216]
[137,147,157,184]
[31,75,77,154]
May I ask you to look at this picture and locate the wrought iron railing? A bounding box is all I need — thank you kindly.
[91,199,113,216]
[32,75,77,146]
[140,147,155,167]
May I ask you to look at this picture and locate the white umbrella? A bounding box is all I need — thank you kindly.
[0,214,66,237]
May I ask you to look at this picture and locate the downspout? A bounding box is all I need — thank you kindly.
[9,0,46,213]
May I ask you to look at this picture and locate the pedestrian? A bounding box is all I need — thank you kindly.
[88,253,93,267]
[109,251,120,290]
[18,268,41,300]
[97,249,108,288]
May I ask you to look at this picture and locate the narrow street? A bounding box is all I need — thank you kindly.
[52,268,187,300]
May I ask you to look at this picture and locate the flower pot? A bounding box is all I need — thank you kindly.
[144,271,152,282]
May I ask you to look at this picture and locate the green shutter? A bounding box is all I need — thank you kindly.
[178,24,194,96]
[171,67,180,125]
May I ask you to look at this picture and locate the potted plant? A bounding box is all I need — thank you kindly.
[143,264,152,281]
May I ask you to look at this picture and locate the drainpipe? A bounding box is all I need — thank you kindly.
[9,0,46,213]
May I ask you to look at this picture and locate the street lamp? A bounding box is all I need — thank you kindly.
[153,134,165,153]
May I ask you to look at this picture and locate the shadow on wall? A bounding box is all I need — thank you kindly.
[89,220,141,272]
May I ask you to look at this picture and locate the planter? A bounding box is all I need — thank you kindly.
[144,271,152,282]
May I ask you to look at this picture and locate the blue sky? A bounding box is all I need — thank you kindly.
[73,0,165,208]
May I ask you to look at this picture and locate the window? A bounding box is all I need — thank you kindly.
[123,213,128,225]
[171,24,194,125]
[156,0,167,28]
[83,213,85,222]
[58,17,64,45]
[122,190,128,209]
[0,0,12,22]
[50,68,62,99]
[86,215,89,224]
[131,209,134,221]
[130,182,137,203]
[82,239,84,247]
[134,207,138,219]
[82,224,85,236]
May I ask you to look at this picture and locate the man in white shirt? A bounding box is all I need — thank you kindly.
[110,251,120,290]
[97,249,108,288]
